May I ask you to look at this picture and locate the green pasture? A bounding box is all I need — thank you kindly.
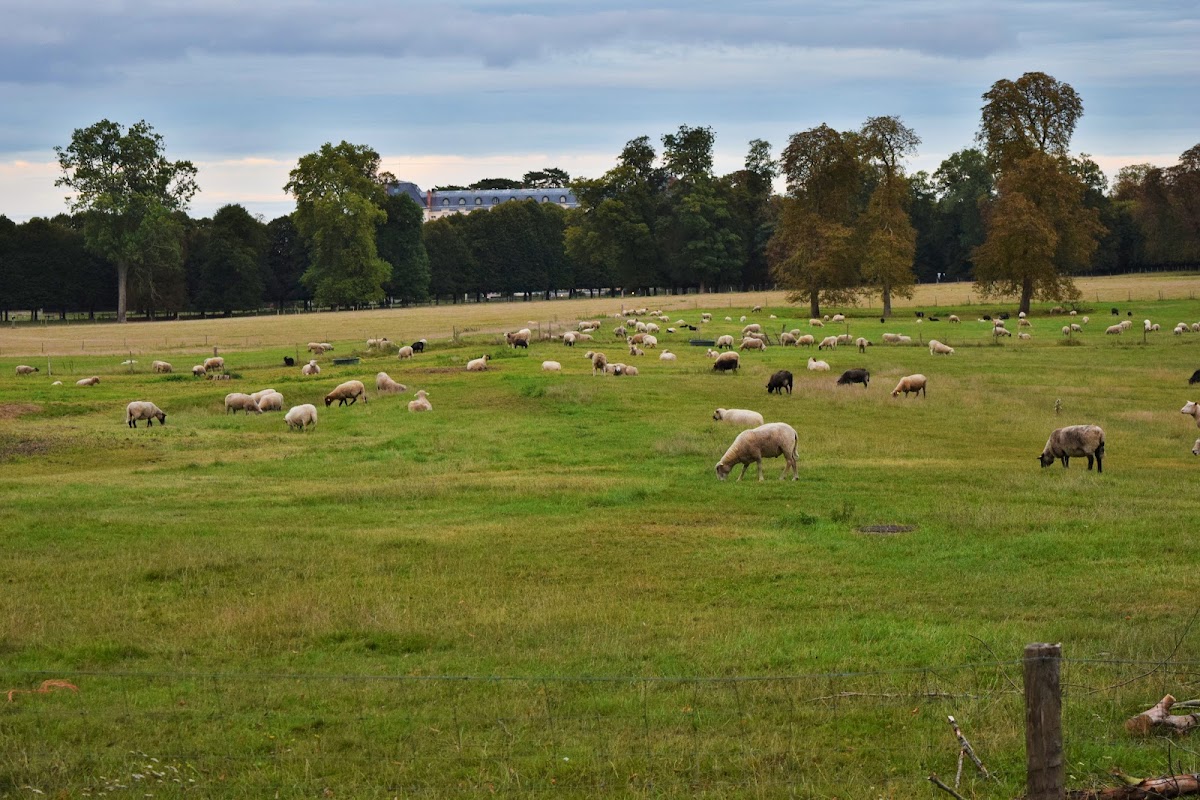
[3,295,1200,796]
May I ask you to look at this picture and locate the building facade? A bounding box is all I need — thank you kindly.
[387,182,579,222]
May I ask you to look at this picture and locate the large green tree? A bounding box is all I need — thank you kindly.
[856,116,919,316]
[721,139,779,290]
[978,71,1083,169]
[55,119,198,322]
[188,205,267,316]
[378,193,431,305]
[284,141,393,308]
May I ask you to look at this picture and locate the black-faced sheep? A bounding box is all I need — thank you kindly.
[891,374,927,398]
[505,329,532,348]
[712,352,739,372]
[766,370,793,395]
[325,380,367,406]
[1189,369,1200,385]
[15,365,38,375]
[411,339,426,353]
[126,401,167,428]
[715,422,799,482]
[715,335,735,350]
[836,368,870,388]
[1038,424,1105,473]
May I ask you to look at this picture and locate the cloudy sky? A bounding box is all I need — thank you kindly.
[2,0,1197,222]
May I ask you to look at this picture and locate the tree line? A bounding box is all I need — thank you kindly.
[1,71,1197,322]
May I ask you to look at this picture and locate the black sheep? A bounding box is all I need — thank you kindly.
[283,356,295,367]
[1111,308,1120,315]
[982,314,992,321]
[512,339,528,349]
[766,370,793,395]
[836,368,870,388]
[411,340,425,353]
[1190,369,1200,385]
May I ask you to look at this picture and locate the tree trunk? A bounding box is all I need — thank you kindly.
[882,287,893,318]
[116,261,129,323]
[1020,277,1034,315]
[809,290,820,319]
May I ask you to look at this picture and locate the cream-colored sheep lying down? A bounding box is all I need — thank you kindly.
[541,360,562,372]
[77,376,100,387]
[1038,424,1105,473]
[713,406,765,428]
[225,393,263,414]
[807,357,829,371]
[407,389,432,412]
[125,401,167,427]
[376,372,407,392]
[302,360,320,375]
[284,404,318,431]
[466,355,490,371]
[715,422,799,482]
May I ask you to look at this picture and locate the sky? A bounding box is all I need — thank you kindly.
[1,0,1197,222]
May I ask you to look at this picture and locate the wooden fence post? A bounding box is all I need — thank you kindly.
[1024,642,1064,799]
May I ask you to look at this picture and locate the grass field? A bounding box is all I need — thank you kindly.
[3,280,1200,797]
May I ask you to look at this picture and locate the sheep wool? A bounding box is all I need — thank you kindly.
[466,355,491,372]
[715,422,800,482]
[77,376,100,386]
[1038,425,1105,473]
[541,360,562,372]
[15,365,38,375]
[407,390,432,412]
[712,408,765,428]
[284,404,318,431]
[807,357,830,371]
[928,340,955,355]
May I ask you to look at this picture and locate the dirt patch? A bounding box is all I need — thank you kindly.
[856,524,917,536]
[0,403,41,420]
[0,435,53,461]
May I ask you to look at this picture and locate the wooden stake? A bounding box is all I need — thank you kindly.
[1025,642,1064,800]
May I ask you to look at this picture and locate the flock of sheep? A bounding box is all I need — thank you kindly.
[11,303,1200,478]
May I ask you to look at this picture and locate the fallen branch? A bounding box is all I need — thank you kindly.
[928,773,967,800]
[1067,772,1200,798]
[1126,695,1200,736]
[948,715,989,779]
[6,679,79,703]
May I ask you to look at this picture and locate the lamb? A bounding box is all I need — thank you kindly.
[629,344,645,356]
[715,335,735,350]
[505,329,532,348]
[715,422,799,482]
[466,355,491,372]
[256,392,285,412]
[207,374,231,381]
[1182,401,1200,428]
[890,374,927,398]
[712,351,740,372]
[325,380,367,407]
[203,356,225,371]
[15,365,38,375]
[1019,318,1032,328]
[284,404,318,431]
[541,360,562,372]
[152,360,173,373]
[797,334,816,347]
[644,323,659,334]
[76,376,100,387]
[1019,332,1032,340]
[376,372,407,393]
[1105,324,1123,335]
[818,336,838,350]
[192,365,207,377]
[586,351,608,376]
[396,345,415,359]
[807,357,830,371]
[659,350,677,361]
[836,368,870,388]
[740,337,766,351]
[766,370,793,395]
[125,401,167,428]
[706,349,719,359]
[628,332,646,345]
[929,340,954,355]
[407,389,432,412]
[994,327,1012,337]
[855,337,871,353]
[225,393,262,414]
[1119,320,1133,331]
[302,360,321,375]
[993,319,1006,328]
[1038,424,1105,473]
[1194,438,1200,456]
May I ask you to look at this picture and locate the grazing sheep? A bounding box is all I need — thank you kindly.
[948,315,960,323]
[891,374,927,398]
[855,337,871,353]
[659,350,677,361]
[578,320,601,331]
[412,339,427,353]
[836,333,853,345]
[715,422,799,482]
[76,376,100,387]
[125,401,167,428]
[712,352,740,372]
[542,360,562,372]
[283,356,295,367]
[832,314,846,323]
[15,365,38,375]
[1070,323,1082,332]
[366,337,383,349]
[897,335,913,344]
[152,360,173,373]
[1182,401,1200,428]
[882,333,902,344]
[628,332,646,345]
[807,357,830,371]
[1105,324,1123,335]
[779,332,798,346]
[715,334,735,350]
[307,342,328,354]
[701,313,712,322]
[1189,369,1200,385]
[586,351,609,376]
[325,380,367,407]
[407,389,432,412]
[191,364,207,377]
[612,326,626,338]
[207,374,231,381]
[929,340,954,355]
[644,323,659,334]
[818,336,838,350]
[1038,424,1106,473]
[511,338,529,349]
[396,345,415,359]
[809,318,825,327]
[740,337,766,351]
[766,370,793,395]
[505,329,532,348]
[284,403,318,431]
[1019,318,1032,328]
[250,388,278,405]
[797,334,816,347]
[1019,332,1032,340]
[993,319,1006,328]
[752,305,762,313]
[1152,324,1161,332]
[561,332,579,346]
[466,355,491,372]
[837,368,870,388]
[225,393,262,415]
[256,392,284,412]
[302,360,321,375]
[203,356,225,371]
[1119,320,1133,331]
[376,372,407,393]
[641,334,657,349]
[742,323,762,335]
[1082,316,1089,324]
[1062,326,1072,336]
[994,327,1013,337]
[1018,311,1027,319]
[1193,323,1200,333]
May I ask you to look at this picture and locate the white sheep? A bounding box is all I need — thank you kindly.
[152,360,173,373]
[994,327,1012,338]
[586,351,608,376]
[1105,324,1123,335]
[257,392,285,412]
[706,348,719,359]
[712,408,765,428]
[1019,332,1032,340]
[225,393,262,415]
[51,381,62,386]
[1119,320,1133,331]
[641,334,657,349]
[644,323,659,333]
[890,374,927,398]
[1038,424,1105,473]
[1182,401,1200,428]
[715,334,735,350]
[407,390,432,412]
[897,335,912,344]
[629,344,645,356]
[284,403,318,431]
[807,357,830,371]
[376,372,407,393]
[715,422,799,482]
[831,313,846,323]
[836,333,853,345]
[779,332,798,346]
[325,380,367,407]
[1018,318,1032,328]
[797,334,816,347]
[542,360,562,371]
[15,365,38,375]
[466,354,491,372]
[302,360,321,375]
[701,313,712,322]
[125,401,167,427]
[192,365,206,377]
[562,332,578,346]
[818,336,838,350]
[742,323,762,335]
[620,365,639,376]
[1062,326,1072,336]
[1082,316,1089,324]
[809,318,825,327]
[855,337,871,353]
[76,376,100,387]
[948,315,960,323]
[1193,438,1200,456]
[396,345,415,359]
[659,350,677,361]
[740,337,766,351]
[203,356,225,371]
[929,340,954,355]
[250,388,277,406]
[307,342,329,354]
[1070,323,1082,332]
[882,333,902,344]
[1018,311,1027,319]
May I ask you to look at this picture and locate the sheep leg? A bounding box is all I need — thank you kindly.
[737,462,751,482]
[1086,455,1095,471]
[128,420,136,428]
[1061,456,1070,469]
[756,460,765,482]
[147,419,153,427]
[1095,453,1102,474]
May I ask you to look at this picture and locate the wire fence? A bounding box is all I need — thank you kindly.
[3,656,1198,797]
